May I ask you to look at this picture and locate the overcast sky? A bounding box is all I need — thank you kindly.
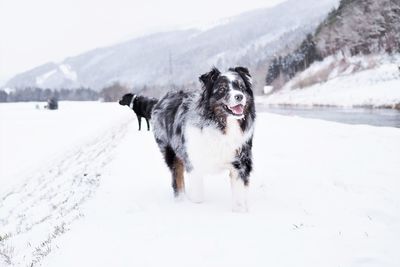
[0,0,284,83]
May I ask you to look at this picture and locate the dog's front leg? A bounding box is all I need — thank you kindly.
[230,141,252,212]
[229,169,248,212]
[186,171,204,203]
[137,115,142,131]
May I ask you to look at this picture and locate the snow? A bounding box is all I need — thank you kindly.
[3,88,15,95]
[0,101,130,197]
[183,17,232,32]
[34,64,77,87]
[58,64,77,81]
[263,85,274,94]
[260,54,400,108]
[1,102,400,267]
[36,70,57,86]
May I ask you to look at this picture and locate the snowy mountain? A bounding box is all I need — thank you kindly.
[314,0,400,56]
[265,0,400,91]
[4,0,339,93]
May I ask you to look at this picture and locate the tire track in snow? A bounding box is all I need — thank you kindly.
[0,117,131,267]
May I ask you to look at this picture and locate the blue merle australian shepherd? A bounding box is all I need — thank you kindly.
[149,66,255,212]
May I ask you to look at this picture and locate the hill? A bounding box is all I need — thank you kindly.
[4,0,338,94]
[265,0,400,90]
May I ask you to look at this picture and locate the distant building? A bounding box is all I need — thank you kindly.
[47,97,58,110]
[263,86,274,95]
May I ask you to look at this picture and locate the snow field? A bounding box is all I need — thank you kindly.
[45,113,400,267]
[1,102,400,267]
[0,101,131,196]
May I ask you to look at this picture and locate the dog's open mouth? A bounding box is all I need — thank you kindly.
[225,104,244,116]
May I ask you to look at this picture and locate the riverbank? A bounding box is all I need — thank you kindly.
[259,53,400,109]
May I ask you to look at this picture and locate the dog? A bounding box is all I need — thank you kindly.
[119,93,158,131]
[150,66,255,212]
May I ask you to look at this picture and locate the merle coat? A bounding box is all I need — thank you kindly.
[151,66,255,212]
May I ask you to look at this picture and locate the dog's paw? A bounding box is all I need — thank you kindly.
[186,190,204,204]
[185,177,204,203]
[232,202,248,213]
[174,192,185,202]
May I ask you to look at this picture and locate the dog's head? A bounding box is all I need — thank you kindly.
[199,66,253,120]
[119,93,136,106]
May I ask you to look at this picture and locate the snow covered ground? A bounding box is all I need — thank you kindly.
[0,101,131,197]
[1,102,400,267]
[259,54,400,108]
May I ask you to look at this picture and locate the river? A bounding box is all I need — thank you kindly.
[257,105,400,128]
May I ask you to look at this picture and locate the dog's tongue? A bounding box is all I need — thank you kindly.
[230,104,244,115]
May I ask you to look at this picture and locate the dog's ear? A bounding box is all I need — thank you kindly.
[230,66,253,96]
[233,66,250,77]
[122,93,132,99]
[230,66,251,81]
[199,67,221,87]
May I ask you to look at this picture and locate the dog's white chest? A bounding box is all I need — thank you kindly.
[185,117,247,173]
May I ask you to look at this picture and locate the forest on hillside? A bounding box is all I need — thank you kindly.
[265,0,400,89]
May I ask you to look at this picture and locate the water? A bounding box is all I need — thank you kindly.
[257,105,400,128]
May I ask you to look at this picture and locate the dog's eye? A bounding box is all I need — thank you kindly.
[217,86,226,93]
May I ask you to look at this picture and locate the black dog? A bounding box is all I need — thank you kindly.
[119,93,158,131]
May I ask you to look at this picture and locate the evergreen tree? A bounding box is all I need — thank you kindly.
[0,90,8,102]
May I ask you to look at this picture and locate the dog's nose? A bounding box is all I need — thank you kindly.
[234,94,244,102]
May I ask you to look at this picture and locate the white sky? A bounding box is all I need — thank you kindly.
[0,0,284,83]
